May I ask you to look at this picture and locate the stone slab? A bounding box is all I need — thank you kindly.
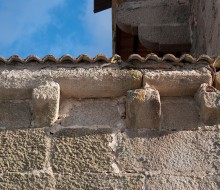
[143,69,212,96]
[0,128,48,173]
[55,173,144,190]
[117,130,220,174]
[59,97,125,128]
[161,97,200,130]
[0,101,31,130]
[0,172,55,190]
[50,127,114,173]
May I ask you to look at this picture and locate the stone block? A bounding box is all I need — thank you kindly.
[50,127,114,173]
[59,97,125,128]
[161,97,200,130]
[0,172,55,190]
[32,82,60,128]
[143,70,212,96]
[215,72,220,90]
[54,69,142,98]
[126,88,161,129]
[0,101,31,129]
[195,83,220,125]
[117,130,220,173]
[0,128,47,173]
[145,175,220,190]
[55,173,144,190]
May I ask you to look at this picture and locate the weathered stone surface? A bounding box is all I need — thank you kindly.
[117,130,220,173]
[215,72,220,90]
[0,101,31,130]
[55,173,144,190]
[0,69,36,100]
[146,175,220,190]
[0,128,48,173]
[161,97,200,130]
[126,88,161,129]
[51,127,114,173]
[0,172,55,190]
[0,69,142,99]
[32,82,60,128]
[191,0,220,57]
[143,69,212,96]
[195,83,220,125]
[59,97,125,128]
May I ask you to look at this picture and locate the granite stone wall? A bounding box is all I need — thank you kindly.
[0,56,219,189]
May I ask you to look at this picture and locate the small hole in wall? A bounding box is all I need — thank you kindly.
[49,132,54,135]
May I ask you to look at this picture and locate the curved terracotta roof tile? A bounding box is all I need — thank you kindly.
[0,56,7,63]
[145,53,162,62]
[162,54,180,62]
[8,55,23,63]
[42,55,58,64]
[127,54,145,62]
[213,56,220,69]
[25,55,42,63]
[197,55,214,63]
[179,54,196,63]
[77,54,93,63]
[93,54,110,63]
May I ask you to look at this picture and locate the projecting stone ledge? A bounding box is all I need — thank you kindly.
[0,68,142,99]
[143,69,212,96]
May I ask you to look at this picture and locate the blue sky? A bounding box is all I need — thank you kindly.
[0,0,112,58]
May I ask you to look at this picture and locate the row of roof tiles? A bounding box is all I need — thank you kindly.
[0,54,219,66]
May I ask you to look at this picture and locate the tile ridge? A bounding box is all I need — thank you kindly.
[0,54,216,65]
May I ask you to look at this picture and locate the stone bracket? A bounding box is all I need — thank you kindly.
[126,87,161,129]
[32,82,60,128]
[195,83,220,125]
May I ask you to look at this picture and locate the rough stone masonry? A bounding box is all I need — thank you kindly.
[0,54,219,189]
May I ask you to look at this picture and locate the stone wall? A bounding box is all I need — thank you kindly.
[0,55,220,189]
[190,0,220,57]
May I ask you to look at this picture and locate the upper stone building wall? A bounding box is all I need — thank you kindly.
[0,54,219,189]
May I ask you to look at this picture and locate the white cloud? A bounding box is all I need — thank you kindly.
[79,0,112,56]
[0,0,64,46]
[48,0,112,57]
